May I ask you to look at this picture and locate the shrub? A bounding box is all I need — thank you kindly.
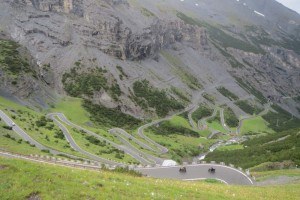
[217,87,238,101]
[149,121,199,138]
[235,100,263,115]
[262,105,300,131]
[3,125,12,130]
[205,128,300,168]
[36,116,47,127]
[223,106,239,127]
[192,105,213,121]
[54,130,65,140]
[133,80,184,117]
[82,100,141,129]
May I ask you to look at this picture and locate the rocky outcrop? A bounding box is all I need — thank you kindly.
[13,0,84,16]
[1,0,299,116]
[122,21,208,60]
[9,0,209,61]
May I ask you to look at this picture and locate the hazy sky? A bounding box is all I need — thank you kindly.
[276,0,300,13]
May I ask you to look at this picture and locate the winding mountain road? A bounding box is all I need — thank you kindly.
[0,108,255,185]
[137,106,195,154]
[48,113,155,165]
[137,164,253,185]
[220,108,232,133]
[48,114,121,165]
[0,110,81,160]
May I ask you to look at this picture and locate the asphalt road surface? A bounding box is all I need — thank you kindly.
[1,109,254,185]
[48,113,155,165]
[137,164,253,185]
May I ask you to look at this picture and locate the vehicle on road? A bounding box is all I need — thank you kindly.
[179,166,187,173]
[11,122,15,127]
[208,167,216,173]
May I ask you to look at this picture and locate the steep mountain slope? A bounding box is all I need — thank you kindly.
[0,0,299,118]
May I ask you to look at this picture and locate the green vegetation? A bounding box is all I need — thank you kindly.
[250,161,296,173]
[62,67,107,97]
[1,158,300,200]
[170,86,190,102]
[50,97,122,144]
[116,65,128,80]
[0,98,85,158]
[161,51,202,90]
[0,121,50,156]
[217,144,244,151]
[191,105,213,122]
[144,116,210,162]
[205,128,300,169]
[133,80,184,117]
[233,76,268,104]
[262,105,300,132]
[202,93,215,103]
[176,12,263,54]
[208,121,226,133]
[50,97,90,125]
[252,168,300,182]
[62,67,121,101]
[82,100,141,130]
[217,87,238,101]
[145,127,204,163]
[223,107,239,127]
[140,7,155,17]
[241,116,274,135]
[0,39,34,76]
[235,100,263,115]
[207,110,221,123]
[149,121,199,138]
[57,122,138,164]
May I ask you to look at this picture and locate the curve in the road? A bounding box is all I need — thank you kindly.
[109,128,164,164]
[137,106,195,154]
[0,110,85,161]
[220,108,232,133]
[136,164,254,185]
[0,150,254,185]
[188,105,198,129]
[1,108,256,185]
[49,114,121,166]
[48,113,155,165]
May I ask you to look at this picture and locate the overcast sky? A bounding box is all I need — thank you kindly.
[276,0,300,13]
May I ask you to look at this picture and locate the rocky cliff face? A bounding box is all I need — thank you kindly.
[14,0,83,15]
[8,0,208,61]
[0,0,299,116]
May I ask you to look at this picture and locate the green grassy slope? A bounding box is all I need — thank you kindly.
[205,128,300,169]
[0,121,49,156]
[241,116,274,135]
[0,157,299,200]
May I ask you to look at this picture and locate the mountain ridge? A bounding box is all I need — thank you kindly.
[0,0,299,118]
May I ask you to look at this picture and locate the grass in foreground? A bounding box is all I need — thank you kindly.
[0,157,300,200]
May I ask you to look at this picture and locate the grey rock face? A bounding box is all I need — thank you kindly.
[115,20,208,60]
[15,0,84,16]
[0,0,299,116]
